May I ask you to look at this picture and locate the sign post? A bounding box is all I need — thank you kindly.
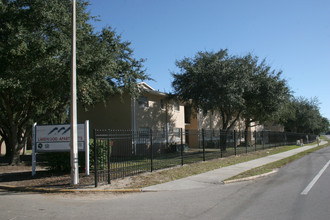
[85,120,89,175]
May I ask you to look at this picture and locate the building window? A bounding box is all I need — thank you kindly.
[138,96,148,108]
[174,102,179,112]
[160,99,165,110]
[173,128,180,137]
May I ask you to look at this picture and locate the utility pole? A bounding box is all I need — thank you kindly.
[70,0,79,185]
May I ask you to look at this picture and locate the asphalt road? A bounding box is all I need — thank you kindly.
[1,144,330,220]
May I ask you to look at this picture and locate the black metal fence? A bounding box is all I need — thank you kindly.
[93,129,317,187]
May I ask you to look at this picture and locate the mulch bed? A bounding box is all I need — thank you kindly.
[0,164,95,189]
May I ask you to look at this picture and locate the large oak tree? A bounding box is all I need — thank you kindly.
[172,49,290,147]
[0,0,149,164]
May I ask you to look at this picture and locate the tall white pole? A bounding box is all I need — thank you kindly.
[71,0,79,185]
[133,98,137,155]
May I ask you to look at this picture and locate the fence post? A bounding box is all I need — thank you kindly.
[219,129,222,158]
[150,129,153,172]
[202,129,206,161]
[245,130,248,154]
[254,130,257,151]
[107,129,111,184]
[234,130,237,156]
[180,128,184,166]
[262,131,265,150]
[94,129,98,188]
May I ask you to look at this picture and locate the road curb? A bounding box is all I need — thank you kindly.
[222,169,279,184]
[0,184,142,193]
[222,141,328,185]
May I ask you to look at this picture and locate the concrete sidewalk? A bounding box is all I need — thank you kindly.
[142,140,328,191]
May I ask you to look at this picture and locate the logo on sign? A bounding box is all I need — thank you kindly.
[48,127,70,135]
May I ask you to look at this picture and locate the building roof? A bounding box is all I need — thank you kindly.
[137,82,167,97]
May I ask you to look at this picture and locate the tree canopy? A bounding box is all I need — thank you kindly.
[283,97,329,134]
[241,55,291,130]
[0,0,149,164]
[172,49,290,133]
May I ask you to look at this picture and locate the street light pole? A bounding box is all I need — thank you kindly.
[70,0,79,185]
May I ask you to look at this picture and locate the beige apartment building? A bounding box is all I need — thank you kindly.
[78,82,282,151]
[184,108,260,148]
[78,83,185,145]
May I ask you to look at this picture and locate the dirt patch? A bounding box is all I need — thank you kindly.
[0,164,135,190]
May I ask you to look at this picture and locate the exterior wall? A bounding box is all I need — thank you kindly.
[169,101,185,132]
[133,93,185,145]
[185,108,199,148]
[184,108,252,148]
[169,100,186,144]
[78,88,186,151]
[78,93,132,134]
[134,93,168,131]
[197,111,222,130]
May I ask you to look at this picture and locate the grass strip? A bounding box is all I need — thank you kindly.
[224,140,329,182]
[126,140,327,188]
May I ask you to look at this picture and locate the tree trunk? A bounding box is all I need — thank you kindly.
[7,125,28,165]
[5,139,12,158]
[11,147,21,165]
[8,131,20,165]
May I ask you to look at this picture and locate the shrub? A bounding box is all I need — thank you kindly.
[41,152,86,172]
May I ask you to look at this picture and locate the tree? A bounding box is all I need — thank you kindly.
[283,97,329,134]
[0,0,149,164]
[172,49,291,148]
[241,55,291,132]
[172,50,251,148]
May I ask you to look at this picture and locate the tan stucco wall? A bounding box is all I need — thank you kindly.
[134,94,185,132]
[134,93,167,131]
[198,111,222,130]
[170,102,185,131]
[78,92,186,139]
[78,93,132,134]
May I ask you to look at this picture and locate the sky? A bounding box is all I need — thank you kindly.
[87,0,330,120]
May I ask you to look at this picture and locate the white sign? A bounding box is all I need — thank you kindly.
[36,124,85,152]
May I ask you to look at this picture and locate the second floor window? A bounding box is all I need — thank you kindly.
[138,96,148,108]
[174,102,179,111]
[160,99,165,110]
